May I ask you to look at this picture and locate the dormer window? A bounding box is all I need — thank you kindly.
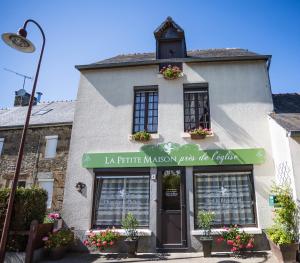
[154,17,187,70]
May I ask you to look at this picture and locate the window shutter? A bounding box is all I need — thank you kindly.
[45,135,58,159]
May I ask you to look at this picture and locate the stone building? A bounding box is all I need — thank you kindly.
[63,17,276,252]
[0,99,75,212]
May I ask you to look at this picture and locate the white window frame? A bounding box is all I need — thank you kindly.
[38,178,54,209]
[45,135,58,159]
[0,138,4,156]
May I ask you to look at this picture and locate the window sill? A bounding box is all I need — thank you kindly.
[128,133,160,142]
[191,227,262,236]
[86,229,152,237]
[181,132,214,139]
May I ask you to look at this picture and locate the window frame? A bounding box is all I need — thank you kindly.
[38,178,54,209]
[92,168,151,229]
[44,135,58,159]
[132,86,158,134]
[0,138,4,156]
[193,165,257,229]
[183,83,211,132]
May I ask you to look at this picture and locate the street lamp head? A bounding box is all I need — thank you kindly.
[2,28,35,53]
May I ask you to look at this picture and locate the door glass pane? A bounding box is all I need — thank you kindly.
[162,170,181,210]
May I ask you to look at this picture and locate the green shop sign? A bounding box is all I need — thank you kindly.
[82,143,265,168]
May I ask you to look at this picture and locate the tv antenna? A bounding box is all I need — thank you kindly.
[3,68,32,90]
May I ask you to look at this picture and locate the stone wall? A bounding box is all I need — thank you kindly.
[0,125,72,212]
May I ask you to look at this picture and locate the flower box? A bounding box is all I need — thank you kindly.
[190,134,206,140]
[189,127,212,140]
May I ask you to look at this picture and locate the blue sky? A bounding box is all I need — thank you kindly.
[0,0,299,108]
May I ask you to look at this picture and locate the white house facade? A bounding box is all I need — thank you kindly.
[63,17,276,252]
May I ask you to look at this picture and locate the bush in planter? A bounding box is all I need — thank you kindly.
[121,213,139,256]
[43,228,74,260]
[266,184,299,262]
[132,131,151,142]
[0,187,47,231]
[84,228,120,251]
[197,210,215,257]
[217,225,254,254]
[0,187,47,251]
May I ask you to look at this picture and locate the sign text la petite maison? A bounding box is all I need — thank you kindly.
[82,143,265,168]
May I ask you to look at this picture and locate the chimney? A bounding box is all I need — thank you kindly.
[14,89,37,106]
[36,92,43,103]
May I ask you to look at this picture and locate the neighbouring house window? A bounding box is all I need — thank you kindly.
[194,169,255,227]
[17,181,26,188]
[184,86,210,131]
[93,175,150,227]
[0,138,4,156]
[38,179,54,209]
[45,135,58,159]
[133,88,158,133]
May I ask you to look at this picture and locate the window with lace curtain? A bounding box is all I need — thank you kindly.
[194,168,256,227]
[93,174,150,228]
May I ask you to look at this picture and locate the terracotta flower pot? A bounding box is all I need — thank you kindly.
[190,133,206,140]
[268,238,299,263]
[200,238,213,257]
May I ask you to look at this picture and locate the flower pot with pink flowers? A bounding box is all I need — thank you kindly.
[84,228,120,252]
[160,65,183,80]
[189,127,212,139]
[44,212,63,229]
[43,228,74,260]
[217,225,254,256]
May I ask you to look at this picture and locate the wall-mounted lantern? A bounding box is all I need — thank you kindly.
[75,182,86,193]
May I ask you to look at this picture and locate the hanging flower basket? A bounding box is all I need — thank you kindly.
[160,65,183,80]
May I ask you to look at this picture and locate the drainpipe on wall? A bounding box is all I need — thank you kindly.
[32,134,42,186]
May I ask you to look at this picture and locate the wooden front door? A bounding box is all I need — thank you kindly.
[157,167,187,249]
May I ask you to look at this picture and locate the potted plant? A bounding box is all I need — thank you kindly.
[132,131,151,142]
[43,228,74,260]
[217,225,254,255]
[266,184,299,263]
[160,65,183,80]
[44,212,63,229]
[197,210,215,257]
[84,228,120,251]
[189,127,212,139]
[122,213,139,257]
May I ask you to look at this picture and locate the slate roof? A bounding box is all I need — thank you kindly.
[0,101,75,128]
[76,48,270,70]
[273,93,300,113]
[271,93,300,134]
[270,113,300,133]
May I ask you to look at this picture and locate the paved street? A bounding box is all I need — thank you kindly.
[40,252,275,263]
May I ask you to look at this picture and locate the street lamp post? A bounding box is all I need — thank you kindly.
[0,19,45,262]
